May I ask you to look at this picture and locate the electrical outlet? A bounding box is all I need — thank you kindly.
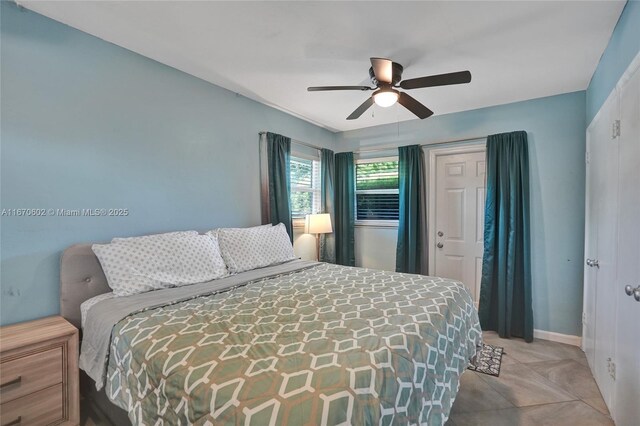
[1,286,21,297]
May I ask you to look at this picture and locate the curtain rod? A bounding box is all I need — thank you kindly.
[259,131,487,154]
[259,131,322,152]
[352,135,488,154]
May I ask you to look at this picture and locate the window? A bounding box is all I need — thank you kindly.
[290,156,321,218]
[356,158,399,221]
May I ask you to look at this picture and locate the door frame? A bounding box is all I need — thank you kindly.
[426,140,487,277]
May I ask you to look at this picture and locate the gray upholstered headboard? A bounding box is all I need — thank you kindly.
[60,244,111,329]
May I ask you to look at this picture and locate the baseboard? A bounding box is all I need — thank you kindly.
[534,329,582,347]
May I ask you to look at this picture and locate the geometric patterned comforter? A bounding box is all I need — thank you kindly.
[105,263,481,425]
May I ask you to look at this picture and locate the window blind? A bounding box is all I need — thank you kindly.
[355,160,399,221]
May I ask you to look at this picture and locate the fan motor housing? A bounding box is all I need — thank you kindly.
[369,62,404,86]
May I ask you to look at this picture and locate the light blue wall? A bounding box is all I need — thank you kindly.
[0,3,335,325]
[586,0,640,124]
[0,1,602,335]
[336,92,587,336]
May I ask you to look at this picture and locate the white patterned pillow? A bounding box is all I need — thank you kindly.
[217,223,295,273]
[92,232,228,297]
[111,230,197,243]
[205,224,271,240]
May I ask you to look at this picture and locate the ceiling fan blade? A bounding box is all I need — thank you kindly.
[347,97,375,120]
[370,58,393,84]
[307,86,372,92]
[398,92,434,119]
[399,70,472,90]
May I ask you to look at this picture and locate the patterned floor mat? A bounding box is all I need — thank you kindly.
[467,343,504,376]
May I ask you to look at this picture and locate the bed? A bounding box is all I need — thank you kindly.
[61,243,481,426]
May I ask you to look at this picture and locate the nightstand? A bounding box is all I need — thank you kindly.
[0,316,79,426]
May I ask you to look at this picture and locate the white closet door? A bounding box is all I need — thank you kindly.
[583,127,597,367]
[613,61,640,426]
[587,91,620,407]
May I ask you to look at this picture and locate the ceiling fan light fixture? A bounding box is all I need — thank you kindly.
[308,58,470,120]
[373,88,399,108]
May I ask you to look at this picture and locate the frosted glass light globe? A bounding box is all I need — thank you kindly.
[373,89,399,107]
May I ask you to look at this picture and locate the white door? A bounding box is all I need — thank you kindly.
[588,91,620,408]
[613,61,640,426]
[433,150,486,302]
[583,126,598,366]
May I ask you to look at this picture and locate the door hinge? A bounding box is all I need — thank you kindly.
[585,151,590,164]
[607,358,616,380]
[612,120,621,139]
[582,312,586,325]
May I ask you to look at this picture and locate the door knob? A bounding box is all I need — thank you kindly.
[625,285,640,302]
[586,259,600,268]
[437,242,444,249]
[437,231,444,237]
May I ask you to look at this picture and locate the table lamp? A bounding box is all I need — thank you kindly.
[305,213,333,261]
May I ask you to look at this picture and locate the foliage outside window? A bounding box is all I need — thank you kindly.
[356,158,399,221]
[290,156,321,218]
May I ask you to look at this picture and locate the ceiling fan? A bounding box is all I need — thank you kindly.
[307,58,471,120]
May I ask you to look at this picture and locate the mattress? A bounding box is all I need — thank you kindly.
[80,260,481,425]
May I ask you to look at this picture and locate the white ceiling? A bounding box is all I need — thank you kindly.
[20,1,625,132]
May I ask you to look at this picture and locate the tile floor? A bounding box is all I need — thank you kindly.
[448,332,613,426]
[83,332,613,425]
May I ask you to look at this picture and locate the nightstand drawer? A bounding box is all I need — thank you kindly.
[0,316,79,425]
[0,383,63,426]
[0,347,63,404]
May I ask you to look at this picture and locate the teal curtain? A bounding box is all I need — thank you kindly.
[479,130,533,342]
[396,145,428,274]
[320,148,336,263]
[265,132,293,241]
[335,152,355,266]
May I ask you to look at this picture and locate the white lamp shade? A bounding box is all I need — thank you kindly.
[305,213,333,234]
